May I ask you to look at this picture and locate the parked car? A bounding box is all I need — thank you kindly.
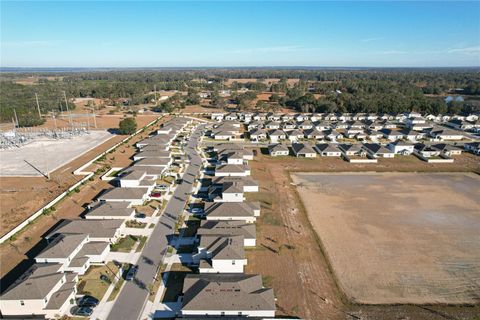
[155,184,169,192]
[135,213,146,219]
[71,306,93,317]
[100,274,111,283]
[125,265,138,281]
[150,192,162,198]
[77,295,99,308]
[191,207,204,215]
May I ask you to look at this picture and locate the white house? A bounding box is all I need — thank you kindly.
[214,164,251,177]
[85,201,136,220]
[387,141,415,155]
[197,220,256,247]
[268,129,286,143]
[268,144,289,157]
[315,143,341,157]
[99,187,150,205]
[197,235,246,273]
[0,264,78,319]
[362,143,395,158]
[204,202,260,223]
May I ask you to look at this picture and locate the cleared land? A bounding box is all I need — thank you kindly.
[245,152,480,319]
[292,172,480,305]
[0,130,114,176]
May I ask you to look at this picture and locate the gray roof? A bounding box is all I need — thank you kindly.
[36,234,88,259]
[121,170,146,180]
[212,176,259,188]
[292,143,316,154]
[44,280,76,310]
[199,235,245,260]
[99,187,149,201]
[86,202,134,217]
[182,274,275,311]
[134,150,171,158]
[1,263,64,300]
[134,157,171,166]
[204,202,260,218]
[316,143,340,153]
[198,220,256,240]
[362,143,393,154]
[47,219,124,239]
[268,143,289,153]
[215,164,249,173]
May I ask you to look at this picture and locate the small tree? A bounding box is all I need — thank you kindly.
[118,117,137,135]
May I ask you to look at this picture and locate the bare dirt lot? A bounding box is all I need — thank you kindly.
[245,152,480,319]
[292,172,480,305]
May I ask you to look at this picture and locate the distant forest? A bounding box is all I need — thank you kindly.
[1,68,479,126]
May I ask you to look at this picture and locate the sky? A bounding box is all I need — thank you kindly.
[1,1,479,68]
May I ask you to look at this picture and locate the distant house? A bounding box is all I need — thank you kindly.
[214,164,251,177]
[249,128,267,142]
[338,144,366,157]
[362,143,395,158]
[268,144,289,157]
[197,220,256,247]
[98,187,150,205]
[287,129,304,142]
[414,143,442,158]
[387,141,414,155]
[431,143,463,156]
[429,128,464,141]
[292,143,317,158]
[46,219,125,243]
[267,129,286,143]
[464,142,480,154]
[315,143,341,157]
[84,202,136,220]
[197,235,247,273]
[303,128,324,140]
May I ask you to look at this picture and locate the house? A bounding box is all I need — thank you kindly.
[464,142,480,155]
[414,143,442,158]
[338,144,366,157]
[249,128,267,142]
[316,121,331,131]
[197,220,256,247]
[197,235,247,273]
[211,113,225,121]
[212,130,235,141]
[429,128,464,141]
[324,129,343,141]
[265,121,281,130]
[211,176,259,192]
[35,234,110,275]
[225,113,238,121]
[303,128,324,140]
[282,121,297,131]
[399,128,422,141]
[0,263,78,319]
[287,129,304,142]
[292,143,317,158]
[209,181,245,202]
[84,201,136,220]
[214,164,251,177]
[98,187,149,205]
[387,141,415,155]
[381,128,404,141]
[344,128,364,139]
[133,150,171,161]
[119,170,155,189]
[217,150,249,165]
[298,120,313,130]
[267,129,286,143]
[315,143,341,157]
[247,121,263,131]
[46,219,125,243]
[362,143,395,158]
[181,274,275,318]
[366,129,383,140]
[268,144,289,157]
[204,202,260,223]
[431,143,463,156]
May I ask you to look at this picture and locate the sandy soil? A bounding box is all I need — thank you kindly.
[244,151,480,319]
[0,116,170,283]
[292,172,480,305]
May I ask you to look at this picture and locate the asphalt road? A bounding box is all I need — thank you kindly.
[106,124,204,320]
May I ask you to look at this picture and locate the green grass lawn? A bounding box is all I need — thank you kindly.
[77,262,119,301]
[135,236,148,252]
[111,235,138,252]
[125,220,147,228]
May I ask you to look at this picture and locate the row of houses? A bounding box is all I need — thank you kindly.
[211,111,479,130]
[268,141,473,162]
[0,117,194,319]
[179,142,276,318]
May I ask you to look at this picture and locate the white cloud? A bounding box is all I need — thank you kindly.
[361,37,384,43]
[447,46,480,55]
[376,50,408,55]
[1,40,56,48]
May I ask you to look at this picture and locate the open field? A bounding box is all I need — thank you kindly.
[245,151,480,319]
[0,116,169,285]
[292,172,480,305]
[0,130,114,176]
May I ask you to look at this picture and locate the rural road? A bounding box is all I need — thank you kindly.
[106,124,204,320]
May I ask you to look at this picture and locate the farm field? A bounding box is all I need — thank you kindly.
[245,151,480,319]
[292,172,480,305]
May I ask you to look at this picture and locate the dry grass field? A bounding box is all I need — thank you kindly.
[245,151,480,319]
[292,172,480,305]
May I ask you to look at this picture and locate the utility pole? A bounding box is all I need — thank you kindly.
[35,93,41,118]
[154,84,157,102]
[52,111,57,129]
[13,108,19,127]
[63,91,72,125]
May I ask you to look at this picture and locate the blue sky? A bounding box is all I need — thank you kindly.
[1,1,479,67]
